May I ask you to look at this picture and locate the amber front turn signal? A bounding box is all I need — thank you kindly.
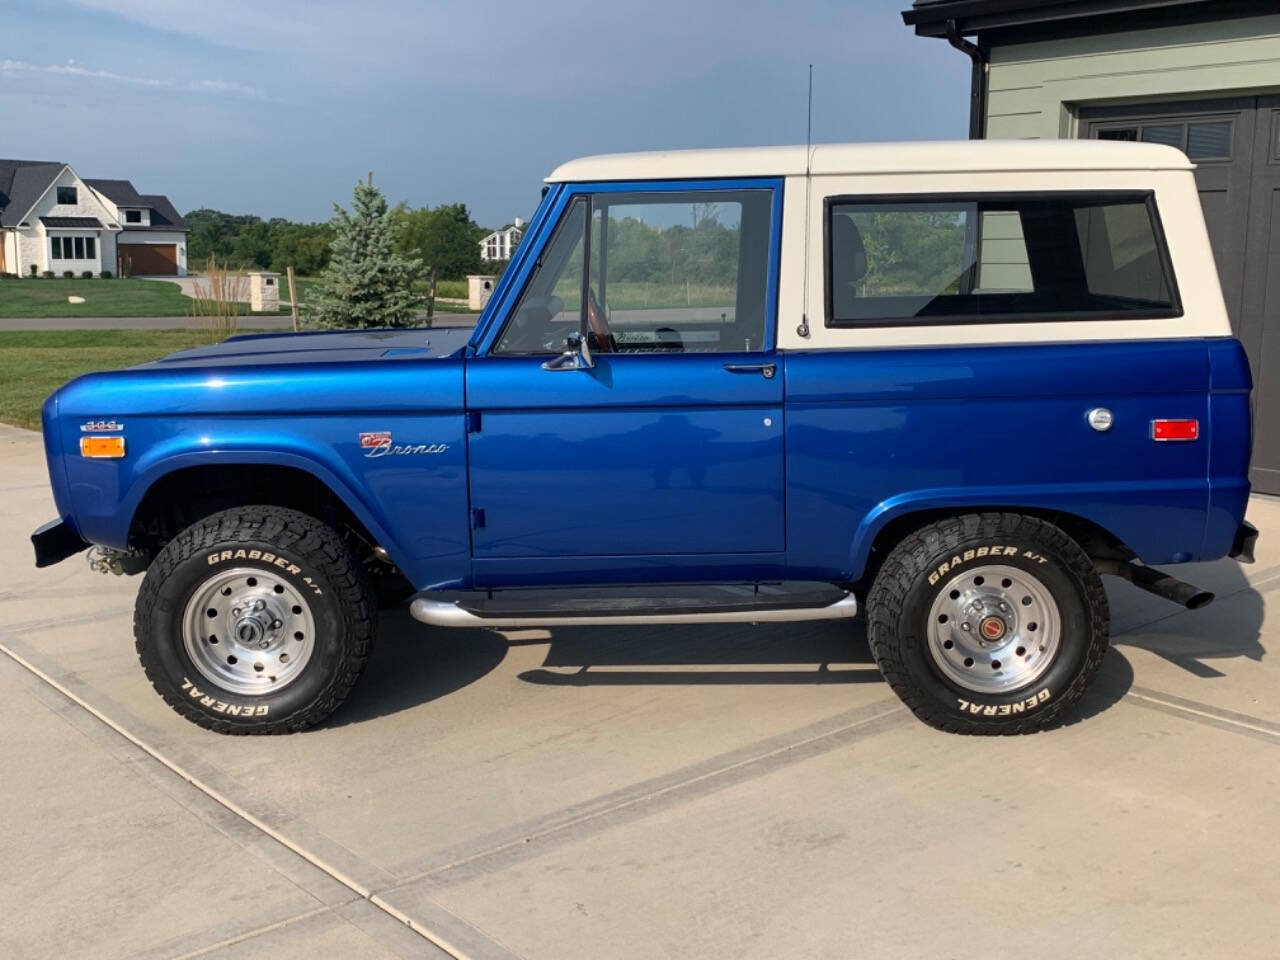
[80,435,126,458]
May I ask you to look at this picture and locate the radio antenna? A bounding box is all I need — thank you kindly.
[798,64,814,339]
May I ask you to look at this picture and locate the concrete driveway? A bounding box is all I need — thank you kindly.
[2,420,1278,959]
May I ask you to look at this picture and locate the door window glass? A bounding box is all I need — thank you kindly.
[586,190,773,353]
[496,189,774,355]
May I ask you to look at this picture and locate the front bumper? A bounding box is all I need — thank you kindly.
[1230,521,1259,564]
[31,517,89,568]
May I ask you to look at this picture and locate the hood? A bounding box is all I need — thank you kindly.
[142,327,472,369]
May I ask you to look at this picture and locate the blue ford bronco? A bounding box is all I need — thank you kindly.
[32,141,1258,735]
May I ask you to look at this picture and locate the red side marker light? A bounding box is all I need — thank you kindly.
[1152,419,1199,442]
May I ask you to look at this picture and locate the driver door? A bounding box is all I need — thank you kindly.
[465,183,786,584]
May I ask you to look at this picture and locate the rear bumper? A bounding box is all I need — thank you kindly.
[32,517,89,568]
[1230,521,1259,564]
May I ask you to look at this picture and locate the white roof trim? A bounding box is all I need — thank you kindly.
[546,140,1194,183]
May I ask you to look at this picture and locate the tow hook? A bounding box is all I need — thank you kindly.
[87,546,146,576]
[1095,559,1214,610]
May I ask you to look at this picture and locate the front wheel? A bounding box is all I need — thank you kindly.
[134,506,376,734]
[866,513,1109,734]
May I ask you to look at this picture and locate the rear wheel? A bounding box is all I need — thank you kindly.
[134,506,376,734]
[866,512,1109,734]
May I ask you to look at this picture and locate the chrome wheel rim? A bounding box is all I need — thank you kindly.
[926,564,1061,695]
[182,566,316,695]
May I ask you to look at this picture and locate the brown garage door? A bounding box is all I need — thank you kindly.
[119,243,178,276]
[1084,97,1280,495]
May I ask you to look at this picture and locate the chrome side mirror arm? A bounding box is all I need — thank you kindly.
[541,333,594,371]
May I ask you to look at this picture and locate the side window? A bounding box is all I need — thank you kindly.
[494,188,774,355]
[826,193,1178,327]
[588,190,773,353]
[494,198,587,355]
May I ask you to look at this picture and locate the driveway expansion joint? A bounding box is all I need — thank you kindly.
[0,637,476,960]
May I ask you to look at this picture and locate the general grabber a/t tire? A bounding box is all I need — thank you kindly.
[866,513,1109,734]
[134,507,376,734]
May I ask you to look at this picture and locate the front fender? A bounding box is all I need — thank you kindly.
[54,357,471,589]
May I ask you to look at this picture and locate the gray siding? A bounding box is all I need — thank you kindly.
[984,13,1280,139]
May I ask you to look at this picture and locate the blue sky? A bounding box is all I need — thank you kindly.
[1,0,970,228]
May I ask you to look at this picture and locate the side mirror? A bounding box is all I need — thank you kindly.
[541,333,594,371]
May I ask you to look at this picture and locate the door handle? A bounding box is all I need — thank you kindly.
[723,362,776,380]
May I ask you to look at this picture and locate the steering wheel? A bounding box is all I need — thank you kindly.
[586,286,615,353]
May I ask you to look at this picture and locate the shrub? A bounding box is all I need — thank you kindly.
[62,269,75,279]
[43,270,55,278]
[99,269,113,279]
[0,272,17,280]
[81,270,94,279]
[29,264,38,277]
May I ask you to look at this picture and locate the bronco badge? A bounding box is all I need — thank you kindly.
[359,431,448,458]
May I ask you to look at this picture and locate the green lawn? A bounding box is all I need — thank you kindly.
[282,274,322,305]
[434,279,468,299]
[0,278,284,318]
[0,330,266,430]
[287,276,474,313]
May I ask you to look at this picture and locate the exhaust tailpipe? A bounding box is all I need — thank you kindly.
[1098,560,1214,610]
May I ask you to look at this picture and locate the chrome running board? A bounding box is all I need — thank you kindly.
[409,584,858,628]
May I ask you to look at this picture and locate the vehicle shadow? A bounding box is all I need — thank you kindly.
[325,607,511,727]
[518,618,880,687]
[1106,556,1268,677]
[329,556,1267,729]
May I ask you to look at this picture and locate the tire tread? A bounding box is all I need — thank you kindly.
[133,506,375,735]
[866,512,1109,735]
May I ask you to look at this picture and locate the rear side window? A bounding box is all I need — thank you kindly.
[825,192,1179,327]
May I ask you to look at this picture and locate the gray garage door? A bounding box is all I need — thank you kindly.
[1084,96,1280,495]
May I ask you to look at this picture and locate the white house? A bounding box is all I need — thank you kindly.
[479,217,523,262]
[0,159,188,277]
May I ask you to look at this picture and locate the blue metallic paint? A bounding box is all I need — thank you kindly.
[54,356,472,589]
[35,175,1254,595]
[466,353,785,569]
[783,338,1245,581]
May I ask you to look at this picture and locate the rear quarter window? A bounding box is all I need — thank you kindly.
[825,192,1180,327]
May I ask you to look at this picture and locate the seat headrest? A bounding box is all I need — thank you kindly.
[833,214,868,283]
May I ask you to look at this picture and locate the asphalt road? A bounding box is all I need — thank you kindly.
[2,420,1278,959]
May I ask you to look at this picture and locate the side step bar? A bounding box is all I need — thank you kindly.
[409,584,858,628]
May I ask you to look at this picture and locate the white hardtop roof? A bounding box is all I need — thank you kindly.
[546,140,1193,183]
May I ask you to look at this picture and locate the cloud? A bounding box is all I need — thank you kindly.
[0,58,267,100]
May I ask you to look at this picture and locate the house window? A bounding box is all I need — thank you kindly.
[125,210,142,224]
[51,239,61,260]
[1096,120,1233,162]
[825,192,1178,327]
[74,237,85,259]
[85,237,95,259]
[57,186,77,205]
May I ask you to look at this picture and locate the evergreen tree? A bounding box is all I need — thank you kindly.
[308,175,424,328]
